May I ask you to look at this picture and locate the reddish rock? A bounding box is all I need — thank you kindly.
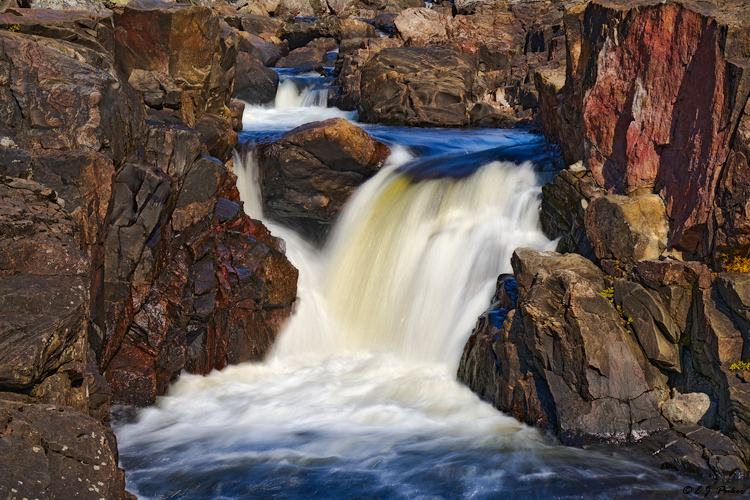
[236,30,286,66]
[394,7,456,46]
[549,1,750,254]
[275,45,327,71]
[0,8,115,54]
[256,117,390,241]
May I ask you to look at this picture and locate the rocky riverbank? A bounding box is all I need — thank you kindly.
[459,0,750,480]
[2,0,750,495]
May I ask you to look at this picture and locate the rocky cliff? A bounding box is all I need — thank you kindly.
[460,0,750,479]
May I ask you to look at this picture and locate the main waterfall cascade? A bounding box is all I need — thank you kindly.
[115,71,683,499]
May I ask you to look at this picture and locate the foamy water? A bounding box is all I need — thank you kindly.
[115,71,683,500]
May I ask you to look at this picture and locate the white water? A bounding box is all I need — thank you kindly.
[116,76,682,500]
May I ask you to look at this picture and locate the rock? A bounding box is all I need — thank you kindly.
[584,194,669,274]
[128,69,183,110]
[275,0,330,18]
[539,166,603,260]
[0,8,115,54]
[279,15,375,51]
[224,13,282,34]
[26,0,110,13]
[0,401,133,500]
[460,250,670,446]
[256,117,389,241]
[469,102,517,128]
[275,45,327,71]
[549,0,750,254]
[394,7,455,46]
[234,52,279,104]
[717,272,750,323]
[357,0,422,14]
[614,279,681,370]
[372,12,397,34]
[661,390,711,425]
[331,37,403,111]
[510,247,605,299]
[634,259,715,291]
[193,113,239,163]
[0,31,144,165]
[359,46,476,127]
[113,0,237,122]
[236,30,286,66]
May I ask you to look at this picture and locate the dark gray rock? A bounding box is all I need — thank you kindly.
[234,52,279,105]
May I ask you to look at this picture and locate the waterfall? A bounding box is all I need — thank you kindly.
[271,157,551,371]
[274,78,330,109]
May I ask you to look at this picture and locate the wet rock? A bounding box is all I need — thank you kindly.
[584,194,669,275]
[661,390,711,425]
[0,31,144,165]
[256,117,389,241]
[234,52,279,104]
[0,401,133,500]
[359,46,476,127]
[113,0,237,122]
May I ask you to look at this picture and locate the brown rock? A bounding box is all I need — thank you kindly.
[394,7,455,46]
[510,247,606,299]
[359,46,477,127]
[113,0,237,121]
[256,117,389,241]
[236,30,286,66]
[275,45,327,71]
[0,31,144,165]
[0,401,133,500]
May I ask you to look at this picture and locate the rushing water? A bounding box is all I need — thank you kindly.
[115,70,685,499]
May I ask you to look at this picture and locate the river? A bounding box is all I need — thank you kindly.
[113,70,683,499]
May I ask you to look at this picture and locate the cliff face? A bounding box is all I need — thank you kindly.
[460,0,750,478]
[539,0,750,257]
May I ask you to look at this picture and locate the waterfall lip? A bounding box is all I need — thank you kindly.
[396,142,564,181]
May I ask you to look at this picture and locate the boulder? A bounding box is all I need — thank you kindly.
[460,248,669,445]
[661,390,711,425]
[0,8,115,54]
[275,45,327,71]
[234,52,279,104]
[394,7,454,46]
[549,0,750,254]
[359,46,477,127]
[224,13,282,35]
[236,30,286,66]
[256,117,389,241]
[584,194,669,275]
[717,272,750,323]
[0,31,144,165]
[510,247,605,299]
[279,15,375,50]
